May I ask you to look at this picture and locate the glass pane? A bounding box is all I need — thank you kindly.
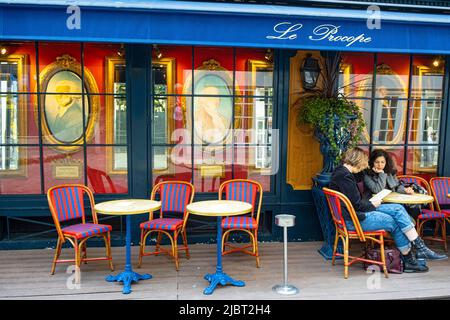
[349,99,371,144]
[235,48,273,97]
[84,43,125,94]
[193,145,233,192]
[234,146,272,191]
[38,42,82,94]
[87,146,128,194]
[192,93,233,145]
[411,55,444,99]
[0,147,41,194]
[193,46,233,96]
[152,96,186,145]
[370,146,405,175]
[0,93,39,144]
[0,41,36,93]
[43,147,85,191]
[154,45,191,95]
[375,54,409,99]
[408,99,441,144]
[372,99,407,144]
[405,146,438,178]
[235,96,273,143]
[41,92,88,145]
[152,146,192,184]
[340,53,374,98]
[95,94,126,145]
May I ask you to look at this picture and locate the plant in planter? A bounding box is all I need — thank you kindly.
[294,52,365,180]
[298,95,365,177]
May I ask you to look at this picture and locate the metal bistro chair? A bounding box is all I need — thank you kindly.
[323,187,388,279]
[138,181,195,270]
[47,184,114,275]
[398,175,447,251]
[430,177,450,249]
[220,179,263,268]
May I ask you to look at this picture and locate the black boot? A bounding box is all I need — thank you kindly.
[402,251,429,273]
[412,237,448,260]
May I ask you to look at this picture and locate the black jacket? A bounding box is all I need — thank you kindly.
[329,165,376,222]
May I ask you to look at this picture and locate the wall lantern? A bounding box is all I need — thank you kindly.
[300,54,321,90]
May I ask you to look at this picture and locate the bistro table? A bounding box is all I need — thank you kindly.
[95,199,161,294]
[186,200,253,295]
[382,192,434,205]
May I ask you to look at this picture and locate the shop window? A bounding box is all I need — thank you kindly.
[151,46,275,192]
[341,53,444,177]
[0,41,128,195]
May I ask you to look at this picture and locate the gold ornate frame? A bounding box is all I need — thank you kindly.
[247,59,274,175]
[357,63,408,144]
[339,63,352,97]
[105,56,176,175]
[0,54,29,177]
[38,54,99,153]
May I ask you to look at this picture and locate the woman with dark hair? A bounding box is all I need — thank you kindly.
[363,149,413,198]
[329,147,447,274]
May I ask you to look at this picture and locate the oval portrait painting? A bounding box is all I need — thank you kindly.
[44,70,90,144]
[193,74,233,145]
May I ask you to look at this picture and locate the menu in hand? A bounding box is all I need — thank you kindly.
[370,189,392,203]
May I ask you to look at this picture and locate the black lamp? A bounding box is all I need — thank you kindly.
[300,54,321,90]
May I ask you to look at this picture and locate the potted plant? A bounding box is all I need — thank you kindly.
[298,95,365,183]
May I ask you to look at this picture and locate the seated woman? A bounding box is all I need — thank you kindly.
[363,149,419,219]
[329,147,447,274]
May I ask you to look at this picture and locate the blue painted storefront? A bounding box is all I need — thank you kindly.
[1,1,450,249]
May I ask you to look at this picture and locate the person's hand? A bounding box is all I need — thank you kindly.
[370,198,382,208]
[404,187,414,195]
[372,167,384,174]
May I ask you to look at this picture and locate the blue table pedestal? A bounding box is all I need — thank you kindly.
[106,215,152,294]
[106,271,152,295]
[203,216,245,295]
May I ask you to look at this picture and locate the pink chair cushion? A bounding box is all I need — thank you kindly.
[62,223,112,239]
[221,217,257,229]
[140,218,183,231]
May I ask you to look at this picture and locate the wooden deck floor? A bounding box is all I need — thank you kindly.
[1,241,450,300]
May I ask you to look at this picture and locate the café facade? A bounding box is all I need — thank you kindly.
[1,0,450,249]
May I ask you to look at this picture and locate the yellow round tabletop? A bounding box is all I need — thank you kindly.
[95,199,161,216]
[186,200,252,217]
[382,192,434,205]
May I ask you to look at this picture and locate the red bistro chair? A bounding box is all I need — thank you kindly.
[138,181,195,270]
[430,177,450,247]
[47,184,114,275]
[220,179,263,268]
[322,187,388,279]
[398,175,447,251]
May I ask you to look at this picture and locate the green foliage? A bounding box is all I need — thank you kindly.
[298,95,365,163]
[294,52,365,165]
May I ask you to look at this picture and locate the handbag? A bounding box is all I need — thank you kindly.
[364,246,404,274]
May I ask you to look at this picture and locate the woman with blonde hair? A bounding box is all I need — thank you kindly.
[329,147,447,273]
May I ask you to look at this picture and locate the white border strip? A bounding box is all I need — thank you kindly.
[2,0,450,24]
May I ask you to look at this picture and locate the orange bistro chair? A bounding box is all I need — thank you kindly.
[220,179,263,267]
[430,177,450,248]
[138,181,195,270]
[322,187,388,279]
[398,175,447,251]
[47,184,114,275]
